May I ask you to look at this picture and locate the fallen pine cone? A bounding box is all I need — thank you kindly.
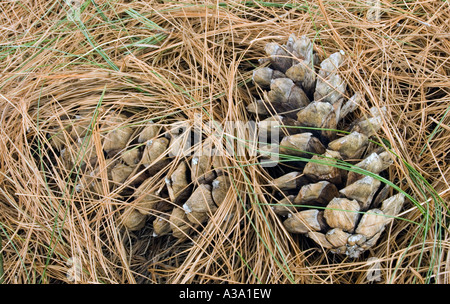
[42,33,406,258]
[250,34,406,258]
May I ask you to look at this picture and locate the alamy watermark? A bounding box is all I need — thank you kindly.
[163,114,281,167]
[66,256,82,283]
[65,0,82,22]
[366,257,382,282]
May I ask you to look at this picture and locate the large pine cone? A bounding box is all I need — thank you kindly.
[248,34,405,258]
[46,34,405,259]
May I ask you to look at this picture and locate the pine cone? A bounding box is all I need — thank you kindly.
[44,34,405,260]
[250,34,405,258]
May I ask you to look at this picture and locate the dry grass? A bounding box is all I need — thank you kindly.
[0,0,449,284]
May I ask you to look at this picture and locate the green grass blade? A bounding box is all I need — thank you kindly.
[419,103,450,157]
[0,222,30,283]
